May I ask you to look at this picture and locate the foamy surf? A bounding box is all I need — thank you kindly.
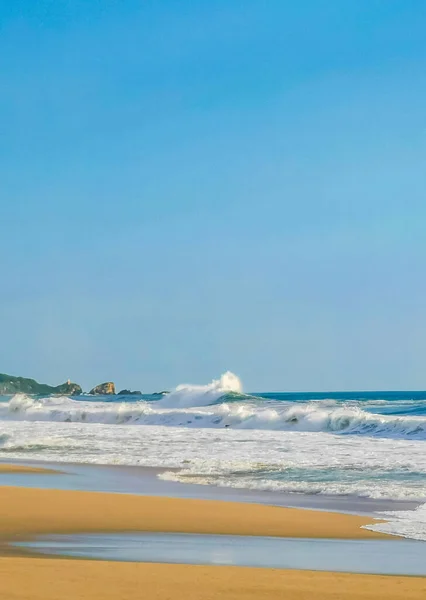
[364,503,426,541]
[1,374,426,541]
[156,371,243,408]
[3,391,426,440]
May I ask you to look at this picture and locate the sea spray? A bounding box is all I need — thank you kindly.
[3,388,426,439]
[156,371,243,408]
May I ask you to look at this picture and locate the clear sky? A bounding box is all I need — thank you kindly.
[1,0,426,392]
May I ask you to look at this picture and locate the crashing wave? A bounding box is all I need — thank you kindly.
[156,371,243,408]
[2,389,426,439]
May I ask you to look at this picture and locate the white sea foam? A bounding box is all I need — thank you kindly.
[156,371,243,408]
[158,471,426,501]
[1,419,425,496]
[2,392,426,440]
[364,503,426,540]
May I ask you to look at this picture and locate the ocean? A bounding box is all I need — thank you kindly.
[1,371,426,540]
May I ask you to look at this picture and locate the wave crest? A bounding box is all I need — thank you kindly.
[2,390,426,439]
[156,371,243,408]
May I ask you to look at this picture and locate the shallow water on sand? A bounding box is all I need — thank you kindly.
[17,533,426,576]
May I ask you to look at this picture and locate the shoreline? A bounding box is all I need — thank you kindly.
[2,462,426,599]
[0,485,391,545]
[0,457,419,516]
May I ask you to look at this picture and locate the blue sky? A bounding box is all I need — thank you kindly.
[1,0,426,391]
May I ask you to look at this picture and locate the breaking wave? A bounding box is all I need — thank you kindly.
[2,390,426,439]
[156,371,243,408]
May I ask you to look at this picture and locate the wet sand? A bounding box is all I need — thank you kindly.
[2,464,425,599]
[1,558,426,600]
[0,464,59,474]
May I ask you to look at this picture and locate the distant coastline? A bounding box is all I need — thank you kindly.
[0,372,143,396]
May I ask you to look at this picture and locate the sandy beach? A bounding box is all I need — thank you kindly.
[1,558,426,600]
[0,484,389,541]
[1,465,425,599]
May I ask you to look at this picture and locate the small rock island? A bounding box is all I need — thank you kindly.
[89,382,116,395]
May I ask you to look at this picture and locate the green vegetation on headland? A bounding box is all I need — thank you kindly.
[0,373,82,396]
[0,373,167,396]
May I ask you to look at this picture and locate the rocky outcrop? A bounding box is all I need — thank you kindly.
[55,381,83,396]
[0,373,82,396]
[89,382,116,395]
[117,389,141,395]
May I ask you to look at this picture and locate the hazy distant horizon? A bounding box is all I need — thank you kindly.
[3,367,426,397]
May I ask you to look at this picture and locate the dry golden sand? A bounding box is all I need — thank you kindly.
[0,485,388,540]
[1,559,426,600]
[1,482,424,599]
